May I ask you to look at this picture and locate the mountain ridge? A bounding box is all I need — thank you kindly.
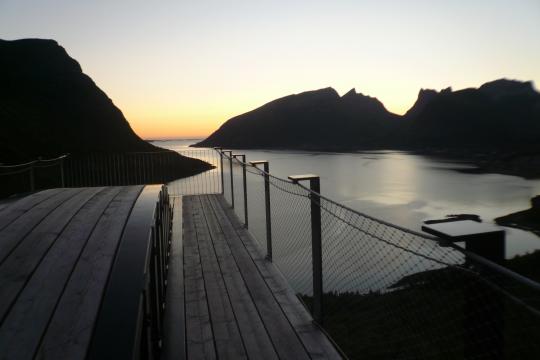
[0,38,211,180]
[194,78,540,153]
[0,38,156,163]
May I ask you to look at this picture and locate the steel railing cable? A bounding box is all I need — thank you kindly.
[0,154,68,170]
[1,155,68,198]
[223,149,540,291]
[212,148,540,359]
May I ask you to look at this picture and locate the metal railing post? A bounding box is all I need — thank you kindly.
[289,174,323,324]
[214,147,224,194]
[60,158,66,187]
[250,161,272,261]
[223,150,234,208]
[233,154,249,228]
[29,166,35,192]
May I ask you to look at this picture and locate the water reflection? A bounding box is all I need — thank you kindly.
[162,140,540,261]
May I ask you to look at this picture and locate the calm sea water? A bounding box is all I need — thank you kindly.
[153,139,540,260]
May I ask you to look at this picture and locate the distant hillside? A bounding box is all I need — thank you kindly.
[194,79,540,153]
[196,87,400,150]
[0,38,209,180]
[405,79,540,150]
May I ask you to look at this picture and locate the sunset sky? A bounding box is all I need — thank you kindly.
[1,0,539,139]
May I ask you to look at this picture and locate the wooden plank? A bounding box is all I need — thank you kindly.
[35,186,143,360]
[191,196,247,359]
[0,188,64,231]
[163,197,186,360]
[183,196,217,360]
[0,199,16,214]
[204,195,311,360]
[0,187,104,323]
[212,195,342,359]
[199,195,278,360]
[0,187,123,360]
[0,188,82,264]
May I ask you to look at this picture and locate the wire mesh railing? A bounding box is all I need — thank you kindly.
[208,148,540,360]
[167,149,221,196]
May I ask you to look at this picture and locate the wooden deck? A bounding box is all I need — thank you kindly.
[0,188,340,359]
[0,186,164,360]
[163,194,342,360]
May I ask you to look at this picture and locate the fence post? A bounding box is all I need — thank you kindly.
[214,147,224,194]
[422,220,505,360]
[289,174,323,324]
[250,161,272,261]
[223,150,234,208]
[60,157,66,187]
[29,166,36,192]
[233,154,248,228]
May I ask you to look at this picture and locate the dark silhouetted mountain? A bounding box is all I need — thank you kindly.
[194,78,540,153]
[406,79,540,150]
[0,38,212,180]
[195,87,400,150]
[479,79,537,99]
[404,87,451,119]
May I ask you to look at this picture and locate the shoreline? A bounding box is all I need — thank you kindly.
[190,141,540,179]
[495,197,540,236]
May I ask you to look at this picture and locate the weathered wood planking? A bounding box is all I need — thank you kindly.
[198,195,278,360]
[183,196,217,360]
[0,187,122,359]
[0,187,104,323]
[210,194,342,360]
[0,187,83,264]
[163,197,186,360]
[34,186,143,359]
[201,195,311,360]
[191,196,248,359]
[0,188,64,231]
[0,187,340,359]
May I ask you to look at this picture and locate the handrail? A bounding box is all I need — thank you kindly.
[0,154,68,170]
[223,150,442,240]
[449,242,540,292]
[88,185,171,359]
[216,148,540,291]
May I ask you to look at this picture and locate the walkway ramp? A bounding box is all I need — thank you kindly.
[164,194,342,360]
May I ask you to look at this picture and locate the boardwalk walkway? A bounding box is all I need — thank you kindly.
[0,186,163,360]
[0,188,341,359]
[164,194,341,360]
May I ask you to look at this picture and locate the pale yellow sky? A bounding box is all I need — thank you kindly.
[1,0,539,139]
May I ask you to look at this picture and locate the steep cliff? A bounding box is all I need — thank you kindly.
[0,39,159,162]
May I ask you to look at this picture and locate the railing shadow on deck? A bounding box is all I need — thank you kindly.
[175,148,540,360]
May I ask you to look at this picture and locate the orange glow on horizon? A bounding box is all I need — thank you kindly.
[122,89,417,139]
[2,0,539,140]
